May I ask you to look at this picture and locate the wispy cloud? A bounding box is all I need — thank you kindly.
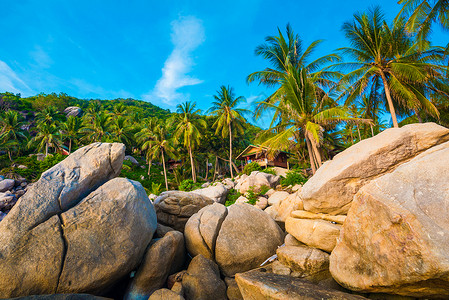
[30,45,53,69]
[144,16,205,106]
[0,60,33,95]
[69,78,134,99]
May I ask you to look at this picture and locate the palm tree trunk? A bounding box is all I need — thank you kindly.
[148,159,152,178]
[213,156,218,182]
[305,136,317,175]
[228,123,233,178]
[69,139,72,154]
[161,152,169,191]
[189,145,196,182]
[370,124,374,137]
[380,70,399,128]
[357,125,362,141]
[205,158,209,180]
[309,135,322,168]
[8,151,12,161]
[415,110,423,123]
[45,143,49,157]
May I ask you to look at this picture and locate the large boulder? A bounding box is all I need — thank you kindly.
[154,191,214,232]
[125,231,185,299]
[237,171,280,194]
[0,143,158,298]
[181,255,227,300]
[265,191,303,222]
[286,216,341,253]
[185,203,284,276]
[267,191,290,206]
[330,141,449,297]
[302,123,449,214]
[0,178,15,193]
[63,106,83,117]
[277,245,330,281]
[191,182,229,204]
[235,268,367,300]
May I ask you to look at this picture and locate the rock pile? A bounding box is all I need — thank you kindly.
[0,175,29,219]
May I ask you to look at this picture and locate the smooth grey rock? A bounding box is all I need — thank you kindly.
[0,179,15,193]
[126,231,185,299]
[57,178,157,294]
[63,106,83,117]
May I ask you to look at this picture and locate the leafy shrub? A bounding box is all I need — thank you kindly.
[259,185,271,195]
[261,167,276,176]
[150,182,162,195]
[0,154,65,181]
[225,189,241,206]
[242,162,262,175]
[280,170,308,186]
[246,187,258,205]
[178,179,203,192]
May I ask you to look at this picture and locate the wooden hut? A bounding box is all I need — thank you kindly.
[236,145,290,169]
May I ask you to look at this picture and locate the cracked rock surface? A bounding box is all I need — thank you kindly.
[301,123,449,214]
[0,143,157,298]
[185,203,283,276]
[330,141,449,297]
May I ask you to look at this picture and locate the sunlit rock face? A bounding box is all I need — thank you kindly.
[301,123,449,215]
[330,141,449,297]
[0,143,157,297]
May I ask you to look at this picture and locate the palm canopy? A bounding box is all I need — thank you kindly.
[170,101,207,182]
[61,116,84,154]
[171,101,207,149]
[335,6,447,127]
[396,0,449,48]
[80,111,112,142]
[0,110,27,159]
[209,86,248,138]
[247,24,341,120]
[209,85,248,178]
[258,63,371,173]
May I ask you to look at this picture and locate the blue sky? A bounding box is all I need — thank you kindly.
[0,0,447,118]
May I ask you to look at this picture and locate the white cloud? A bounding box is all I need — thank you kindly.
[0,60,33,95]
[30,45,53,69]
[144,16,205,106]
[69,78,134,99]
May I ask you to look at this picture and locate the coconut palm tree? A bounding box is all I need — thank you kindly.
[81,112,111,142]
[0,111,27,160]
[209,86,248,178]
[145,122,176,191]
[111,116,134,146]
[337,7,446,128]
[396,0,449,48]
[29,122,61,157]
[61,116,84,154]
[257,64,371,174]
[170,101,207,182]
[136,117,160,177]
[247,24,341,119]
[35,106,64,126]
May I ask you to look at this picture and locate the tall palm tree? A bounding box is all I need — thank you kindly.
[111,116,134,146]
[81,112,111,142]
[396,0,449,48]
[336,7,446,128]
[136,117,160,177]
[61,116,84,154]
[35,106,64,126]
[29,122,61,157]
[112,103,128,117]
[170,101,207,182]
[209,86,248,178]
[145,123,176,191]
[0,111,26,160]
[257,64,371,174]
[247,24,341,119]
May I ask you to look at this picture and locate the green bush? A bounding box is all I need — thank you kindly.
[225,189,241,206]
[246,187,258,205]
[261,167,276,176]
[0,154,65,181]
[178,179,203,192]
[280,170,308,186]
[259,185,271,195]
[242,162,262,175]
